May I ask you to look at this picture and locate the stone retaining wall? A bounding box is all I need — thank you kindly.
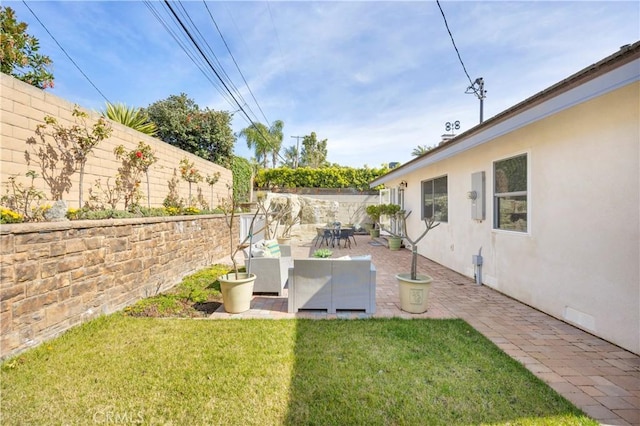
[0,215,233,359]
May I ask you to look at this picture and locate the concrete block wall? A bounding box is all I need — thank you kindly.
[0,215,234,359]
[1,73,231,210]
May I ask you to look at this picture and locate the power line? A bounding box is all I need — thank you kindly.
[435,0,486,123]
[144,1,236,108]
[163,1,248,119]
[175,1,253,116]
[435,0,474,88]
[203,0,271,126]
[162,0,287,165]
[21,1,111,104]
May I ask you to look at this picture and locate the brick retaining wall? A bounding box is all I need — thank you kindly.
[0,215,234,359]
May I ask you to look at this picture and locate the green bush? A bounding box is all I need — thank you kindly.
[230,156,252,202]
[64,206,223,221]
[312,248,333,258]
[255,165,391,191]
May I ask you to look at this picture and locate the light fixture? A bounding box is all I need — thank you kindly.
[399,180,407,189]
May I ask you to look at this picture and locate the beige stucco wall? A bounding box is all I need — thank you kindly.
[391,82,639,354]
[0,73,231,210]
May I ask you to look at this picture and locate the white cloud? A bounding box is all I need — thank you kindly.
[9,0,639,167]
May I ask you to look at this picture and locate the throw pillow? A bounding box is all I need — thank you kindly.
[264,240,281,258]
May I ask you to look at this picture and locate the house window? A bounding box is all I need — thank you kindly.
[422,176,448,222]
[494,154,527,232]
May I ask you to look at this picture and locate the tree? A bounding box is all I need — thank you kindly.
[179,157,203,206]
[28,107,112,206]
[0,6,54,89]
[102,102,157,136]
[113,141,158,209]
[411,144,433,157]
[300,132,328,168]
[143,93,235,165]
[238,120,284,169]
[282,145,299,168]
[268,120,284,168]
[239,122,270,168]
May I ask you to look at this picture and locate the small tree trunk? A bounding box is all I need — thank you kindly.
[146,170,151,208]
[78,162,85,207]
[411,245,418,280]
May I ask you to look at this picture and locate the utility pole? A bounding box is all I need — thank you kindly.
[465,77,487,123]
[290,135,303,168]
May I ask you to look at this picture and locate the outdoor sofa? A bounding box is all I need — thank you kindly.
[243,240,293,296]
[287,256,376,314]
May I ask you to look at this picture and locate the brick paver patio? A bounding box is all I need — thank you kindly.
[211,234,640,426]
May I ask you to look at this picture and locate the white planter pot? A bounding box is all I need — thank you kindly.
[396,273,433,314]
[218,273,256,313]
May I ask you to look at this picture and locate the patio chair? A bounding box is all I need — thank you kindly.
[316,227,334,247]
[345,227,357,246]
[312,227,324,247]
[336,228,352,248]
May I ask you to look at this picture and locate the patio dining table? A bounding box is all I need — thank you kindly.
[314,226,356,248]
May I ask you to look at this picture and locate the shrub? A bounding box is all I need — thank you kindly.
[255,165,391,191]
[1,171,46,221]
[312,248,333,258]
[0,207,23,224]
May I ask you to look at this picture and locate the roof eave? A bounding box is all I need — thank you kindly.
[370,41,640,188]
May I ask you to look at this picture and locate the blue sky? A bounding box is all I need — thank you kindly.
[6,1,639,167]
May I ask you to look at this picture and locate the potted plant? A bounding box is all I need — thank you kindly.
[381,203,402,250]
[217,191,260,314]
[365,204,382,238]
[388,211,440,313]
[312,248,333,258]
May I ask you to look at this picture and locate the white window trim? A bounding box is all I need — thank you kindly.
[421,174,448,223]
[491,150,532,236]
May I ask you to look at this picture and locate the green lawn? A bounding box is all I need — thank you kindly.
[0,316,595,425]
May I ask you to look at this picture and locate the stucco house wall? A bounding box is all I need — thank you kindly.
[372,44,639,354]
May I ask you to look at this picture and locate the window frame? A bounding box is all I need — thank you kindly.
[493,153,529,233]
[421,175,448,223]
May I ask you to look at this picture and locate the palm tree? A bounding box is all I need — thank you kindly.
[239,120,284,169]
[411,144,433,157]
[283,145,299,168]
[102,102,157,136]
[268,120,284,168]
[239,123,270,168]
